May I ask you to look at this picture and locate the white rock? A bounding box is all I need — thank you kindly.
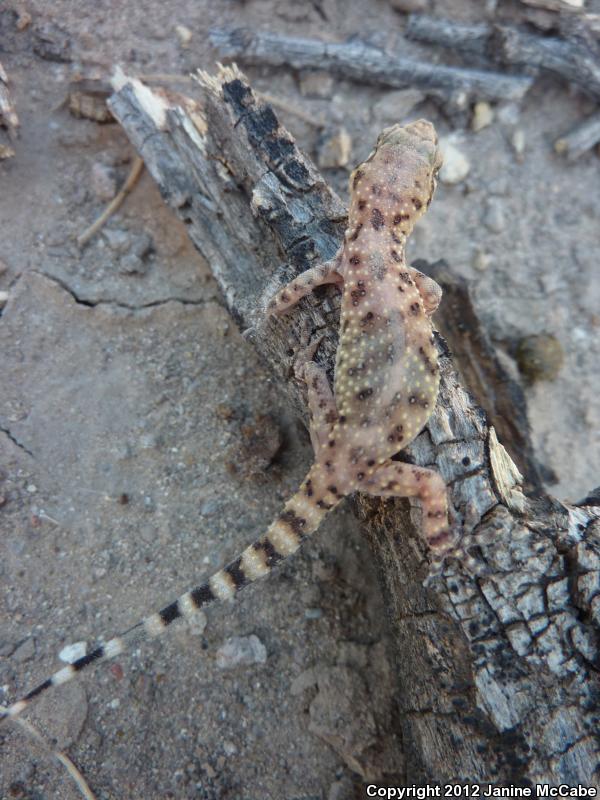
[316,127,352,169]
[471,101,494,133]
[59,641,87,663]
[511,129,526,157]
[175,25,192,47]
[438,138,470,184]
[216,634,267,669]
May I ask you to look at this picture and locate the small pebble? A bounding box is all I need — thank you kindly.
[438,138,470,184]
[482,198,505,233]
[59,641,87,663]
[103,228,132,255]
[119,253,148,275]
[472,248,491,271]
[515,334,564,382]
[216,634,267,669]
[511,129,526,158]
[175,24,192,47]
[0,290,9,308]
[304,607,323,620]
[316,127,352,169]
[91,162,117,202]
[298,70,334,99]
[223,740,237,757]
[471,101,494,132]
[26,484,37,494]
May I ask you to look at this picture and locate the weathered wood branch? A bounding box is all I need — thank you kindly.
[108,66,600,786]
[407,14,600,101]
[555,110,600,160]
[209,27,534,102]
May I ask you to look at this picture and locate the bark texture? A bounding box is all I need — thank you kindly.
[108,65,600,786]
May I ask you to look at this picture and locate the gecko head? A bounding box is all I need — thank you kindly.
[376,120,443,175]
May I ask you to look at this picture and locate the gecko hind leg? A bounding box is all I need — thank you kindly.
[293,329,338,455]
[268,256,343,316]
[365,461,456,570]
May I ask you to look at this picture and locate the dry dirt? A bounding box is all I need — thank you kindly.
[1,1,599,798]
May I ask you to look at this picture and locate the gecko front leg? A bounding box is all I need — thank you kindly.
[409,268,442,317]
[267,254,343,315]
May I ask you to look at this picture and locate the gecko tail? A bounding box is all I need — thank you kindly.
[1,465,338,724]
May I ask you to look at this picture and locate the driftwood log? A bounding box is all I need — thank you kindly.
[209,27,534,103]
[406,14,600,102]
[108,65,600,786]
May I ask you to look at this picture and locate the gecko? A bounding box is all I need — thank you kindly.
[0,118,454,725]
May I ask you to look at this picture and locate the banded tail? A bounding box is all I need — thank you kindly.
[1,465,339,723]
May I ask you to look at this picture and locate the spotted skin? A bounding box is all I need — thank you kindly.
[0,120,452,725]
[270,119,454,559]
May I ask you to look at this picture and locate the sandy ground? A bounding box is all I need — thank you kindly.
[1,0,599,798]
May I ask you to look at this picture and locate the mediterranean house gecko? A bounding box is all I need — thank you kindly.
[0,119,453,724]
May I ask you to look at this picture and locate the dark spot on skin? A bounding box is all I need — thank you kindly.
[339,415,347,424]
[385,480,397,490]
[409,302,421,315]
[462,456,471,466]
[371,184,381,196]
[391,232,403,245]
[390,250,402,263]
[397,285,404,293]
[399,272,412,284]
[316,499,334,510]
[412,198,422,210]
[352,169,363,189]
[279,509,307,538]
[352,300,359,306]
[328,440,336,448]
[367,459,375,467]
[358,199,366,211]
[327,486,338,495]
[357,472,365,480]
[281,292,289,302]
[393,213,410,224]
[225,557,249,590]
[325,410,337,424]
[409,396,417,404]
[357,388,373,401]
[349,222,363,241]
[361,311,374,325]
[325,461,332,468]
[305,480,314,497]
[370,208,385,230]
[253,538,283,568]
[349,255,360,265]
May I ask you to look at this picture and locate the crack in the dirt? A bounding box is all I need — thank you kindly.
[34,271,221,311]
[0,424,34,458]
